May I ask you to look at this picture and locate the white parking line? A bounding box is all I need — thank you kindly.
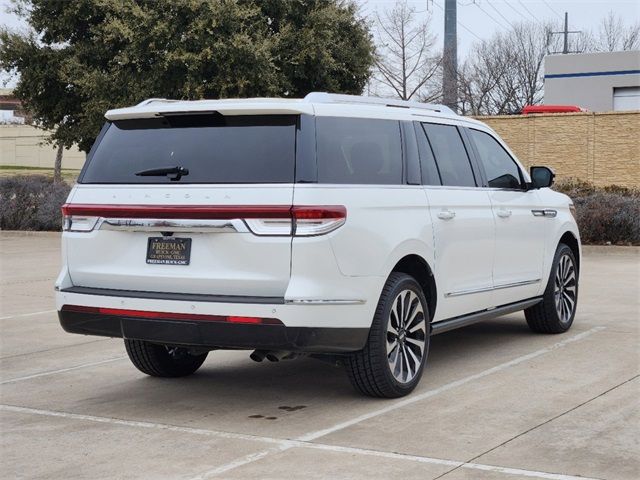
[298,326,604,442]
[0,404,292,446]
[192,327,604,479]
[301,443,601,480]
[0,357,127,385]
[0,403,601,480]
[0,309,56,320]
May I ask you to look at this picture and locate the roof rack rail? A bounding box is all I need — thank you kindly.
[135,98,179,107]
[304,92,455,115]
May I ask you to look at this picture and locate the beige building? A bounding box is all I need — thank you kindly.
[0,124,86,170]
[544,51,640,112]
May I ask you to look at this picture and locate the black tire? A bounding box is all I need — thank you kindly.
[345,272,431,398]
[525,243,578,334]
[124,339,208,377]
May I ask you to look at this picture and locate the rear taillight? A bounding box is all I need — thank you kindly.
[292,206,347,236]
[60,204,346,236]
[61,205,99,232]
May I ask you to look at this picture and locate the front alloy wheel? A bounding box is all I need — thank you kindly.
[554,253,577,324]
[525,243,578,334]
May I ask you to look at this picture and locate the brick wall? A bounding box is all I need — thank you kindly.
[475,111,640,188]
[0,125,86,170]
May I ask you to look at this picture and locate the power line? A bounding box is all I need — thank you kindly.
[433,1,482,41]
[542,0,563,20]
[517,0,540,23]
[474,2,510,30]
[503,1,530,22]
[486,1,516,30]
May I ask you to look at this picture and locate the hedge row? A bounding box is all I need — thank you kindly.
[0,175,71,231]
[554,179,639,246]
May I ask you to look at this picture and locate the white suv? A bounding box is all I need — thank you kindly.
[56,93,580,398]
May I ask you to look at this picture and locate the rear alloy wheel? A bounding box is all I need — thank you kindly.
[525,243,578,334]
[125,339,208,377]
[386,289,427,384]
[346,273,430,398]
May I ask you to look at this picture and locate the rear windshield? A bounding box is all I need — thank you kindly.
[80,115,297,184]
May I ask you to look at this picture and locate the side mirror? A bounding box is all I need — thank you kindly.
[529,166,555,189]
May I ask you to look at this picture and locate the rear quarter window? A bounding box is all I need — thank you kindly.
[316,117,402,185]
[80,115,297,184]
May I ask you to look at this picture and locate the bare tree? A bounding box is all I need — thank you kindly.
[372,1,440,101]
[583,11,640,52]
[458,21,551,115]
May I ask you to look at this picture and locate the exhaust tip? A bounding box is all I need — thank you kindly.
[250,350,267,362]
[265,350,296,362]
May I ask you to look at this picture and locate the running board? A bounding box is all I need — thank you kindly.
[431,297,543,335]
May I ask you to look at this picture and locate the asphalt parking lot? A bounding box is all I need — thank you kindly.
[1,232,638,480]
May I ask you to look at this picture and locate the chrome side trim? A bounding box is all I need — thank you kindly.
[531,209,558,218]
[493,278,542,291]
[445,278,541,298]
[285,299,366,305]
[445,285,493,297]
[98,218,249,233]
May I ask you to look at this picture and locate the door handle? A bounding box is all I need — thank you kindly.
[437,210,456,220]
[496,209,512,218]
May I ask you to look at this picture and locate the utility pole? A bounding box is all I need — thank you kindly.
[442,0,457,109]
[549,12,582,54]
[563,12,569,54]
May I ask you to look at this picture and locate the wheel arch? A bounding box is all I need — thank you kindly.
[559,231,580,274]
[390,254,437,322]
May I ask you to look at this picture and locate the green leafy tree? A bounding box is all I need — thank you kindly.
[0,0,374,157]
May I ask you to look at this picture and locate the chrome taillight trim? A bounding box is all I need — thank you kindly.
[98,218,249,233]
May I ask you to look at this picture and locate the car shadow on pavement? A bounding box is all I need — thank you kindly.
[89,314,539,411]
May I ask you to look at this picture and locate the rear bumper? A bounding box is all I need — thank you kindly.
[58,309,368,352]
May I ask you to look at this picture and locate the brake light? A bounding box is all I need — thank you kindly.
[60,204,346,236]
[292,206,347,236]
[61,205,99,232]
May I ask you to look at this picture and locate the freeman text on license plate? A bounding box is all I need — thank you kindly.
[146,237,192,265]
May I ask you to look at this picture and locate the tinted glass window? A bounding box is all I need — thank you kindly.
[414,122,442,186]
[316,117,402,185]
[422,123,476,187]
[81,115,296,184]
[469,129,522,189]
[401,121,421,185]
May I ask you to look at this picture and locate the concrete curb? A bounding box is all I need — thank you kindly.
[0,230,61,237]
[582,245,640,255]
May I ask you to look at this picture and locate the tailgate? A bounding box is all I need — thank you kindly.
[63,113,298,298]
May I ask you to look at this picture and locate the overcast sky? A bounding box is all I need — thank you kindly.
[362,0,639,53]
[1,0,639,88]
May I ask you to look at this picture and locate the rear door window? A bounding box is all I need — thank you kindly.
[80,115,297,184]
[468,129,523,189]
[316,117,402,185]
[422,123,477,187]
